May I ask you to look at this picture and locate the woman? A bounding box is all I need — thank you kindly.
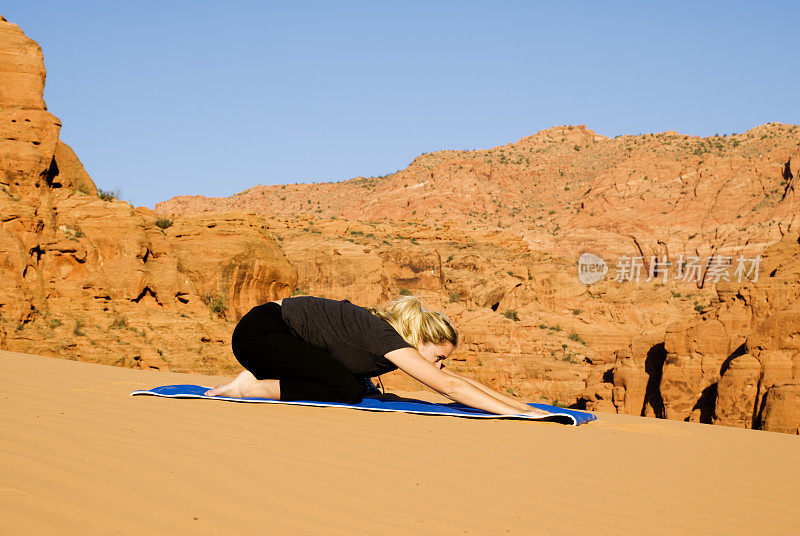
[206,294,550,418]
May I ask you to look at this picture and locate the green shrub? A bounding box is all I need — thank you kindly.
[572,308,581,315]
[449,292,460,303]
[97,188,119,201]
[110,315,128,329]
[155,217,173,230]
[62,226,84,240]
[502,309,520,321]
[76,182,93,195]
[399,288,412,296]
[201,292,227,317]
[568,331,586,345]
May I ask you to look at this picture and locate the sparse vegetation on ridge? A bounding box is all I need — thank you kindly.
[98,188,119,201]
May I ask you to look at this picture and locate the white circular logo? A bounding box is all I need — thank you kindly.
[578,252,608,284]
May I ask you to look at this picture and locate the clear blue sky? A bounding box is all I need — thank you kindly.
[4,1,799,208]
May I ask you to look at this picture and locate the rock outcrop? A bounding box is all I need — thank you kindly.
[660,229,800,432]
[0,16,296,373]
[711,231,800,433]
[582,230,800,434]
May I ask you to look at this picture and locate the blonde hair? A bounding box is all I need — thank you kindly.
[368,295,459,349]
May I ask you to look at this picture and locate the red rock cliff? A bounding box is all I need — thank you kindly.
[0,16,296,373]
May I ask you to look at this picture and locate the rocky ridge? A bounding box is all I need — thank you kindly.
[158,122,799,264]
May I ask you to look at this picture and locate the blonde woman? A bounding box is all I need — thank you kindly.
[206,294,550,418]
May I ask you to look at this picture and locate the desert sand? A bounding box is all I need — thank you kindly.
[1,350,798,535]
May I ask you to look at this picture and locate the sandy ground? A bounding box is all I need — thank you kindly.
[1,350,799,536]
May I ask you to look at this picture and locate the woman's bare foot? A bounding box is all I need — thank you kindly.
[205,370,258,398]
[204,370,282,399]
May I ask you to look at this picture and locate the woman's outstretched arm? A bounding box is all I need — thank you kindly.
[384,348,550,417]
[439,366,534,413]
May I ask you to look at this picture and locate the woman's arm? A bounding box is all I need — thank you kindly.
[384,348,549,417]
[439,367,534,413]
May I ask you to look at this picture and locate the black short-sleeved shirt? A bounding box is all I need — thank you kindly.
[280,296,414,377]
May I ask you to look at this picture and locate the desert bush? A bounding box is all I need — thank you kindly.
[77,182,93,195]
[110,315,128,329]
[202,292,227,317]
[568,331,586,345]
[97,188,119,201]
[155,217,173,230]
[502,309,520,321]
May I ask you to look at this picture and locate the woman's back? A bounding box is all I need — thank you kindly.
[279,296,413,376]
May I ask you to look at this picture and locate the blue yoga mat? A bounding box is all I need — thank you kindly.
[130,384,597,426]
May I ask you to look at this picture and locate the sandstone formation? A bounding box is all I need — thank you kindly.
[158,123,800,267]
[581,230,800,434]
[661,229,800,433]
[0,16,296,374]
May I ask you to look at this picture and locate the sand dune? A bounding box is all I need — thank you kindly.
[1,350,798,535]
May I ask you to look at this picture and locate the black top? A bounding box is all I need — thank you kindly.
[280,296,413,377]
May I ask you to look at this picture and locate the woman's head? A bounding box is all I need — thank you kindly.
[368,294,459,363]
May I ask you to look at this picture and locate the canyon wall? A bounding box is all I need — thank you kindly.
[0,16,296,374]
